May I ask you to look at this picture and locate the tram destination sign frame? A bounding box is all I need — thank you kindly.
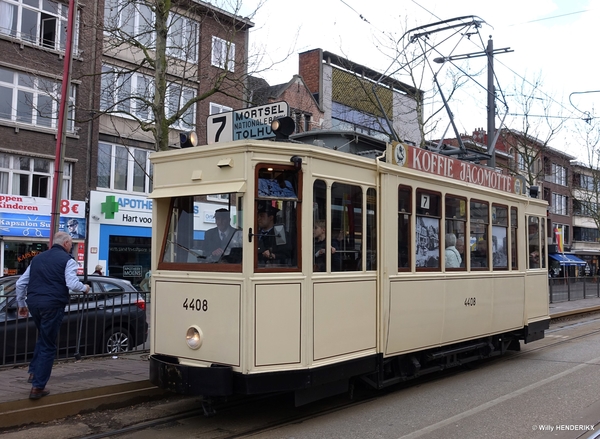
[207,102,289,144]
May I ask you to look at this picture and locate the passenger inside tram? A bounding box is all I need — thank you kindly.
[257,203,292,266]
[313,220,341,272]
[444,233,462,268]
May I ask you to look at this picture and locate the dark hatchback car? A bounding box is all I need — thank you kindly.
[0,275,148,366]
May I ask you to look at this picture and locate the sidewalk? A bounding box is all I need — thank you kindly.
[2,297,600,430]
[0,352,167,429]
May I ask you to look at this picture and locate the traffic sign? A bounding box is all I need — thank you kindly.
[207,101,289,144]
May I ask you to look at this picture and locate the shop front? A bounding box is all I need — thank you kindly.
[0,196,86,275]
[88,191,152,290]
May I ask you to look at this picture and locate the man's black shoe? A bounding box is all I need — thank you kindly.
[27,374,34,383]
[29,387,50,400]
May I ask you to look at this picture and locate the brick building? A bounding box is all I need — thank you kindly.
[0,0,252,279]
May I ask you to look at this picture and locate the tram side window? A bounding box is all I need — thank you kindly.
[527,217,540,269]
[331,183,363,271]
[398,185,411,271]
[511,207,518,270]
[415,190,441,270]
[256,165,300,270]
[445,195,466,270]
[540,218,547,269]
[470,200,489,269]
[365,188,377,271]
[491,204,508,270]
[160,193,243,268]
[313,179,340,272]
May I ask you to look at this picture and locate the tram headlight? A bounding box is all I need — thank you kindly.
[186,326,203,350]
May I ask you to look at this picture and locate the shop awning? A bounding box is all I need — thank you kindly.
[549,254,587,266]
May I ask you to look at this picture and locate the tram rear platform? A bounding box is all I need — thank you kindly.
[1,297,600,430]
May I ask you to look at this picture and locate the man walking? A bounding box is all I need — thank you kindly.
[16,232,90,400]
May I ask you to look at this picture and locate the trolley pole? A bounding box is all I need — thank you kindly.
[487,37,496,169]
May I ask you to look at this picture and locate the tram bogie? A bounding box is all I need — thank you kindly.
[148,133,549,406]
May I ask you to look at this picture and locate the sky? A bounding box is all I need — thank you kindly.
[232,0,600,161]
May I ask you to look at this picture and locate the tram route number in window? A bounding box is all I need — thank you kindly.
[464,297,476,306]
[183,298,209,312]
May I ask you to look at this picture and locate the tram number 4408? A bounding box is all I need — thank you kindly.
[182,298,209,312]
[464,297,476,306]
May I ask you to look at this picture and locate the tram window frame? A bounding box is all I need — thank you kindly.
[444,195,466,271]
[540,218,547,269]
[491,204,509,270]
[398,185,412,272]
[511,207,518,270]
[158,193,243,273]
[365,188,377,271]
[331,182,364,272]
[415,189,441,271]
[254,164,302,272]
[313,179,335,273]
[527,216,541,269]
[470,200,489,270]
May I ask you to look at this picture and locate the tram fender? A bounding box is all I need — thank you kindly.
[150,354,233,396]
[523,318,550,344]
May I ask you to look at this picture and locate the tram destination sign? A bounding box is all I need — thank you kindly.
[391,142,523,195]
[207,102,290,144]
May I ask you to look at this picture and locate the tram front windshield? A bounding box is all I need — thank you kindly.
[161,193,243,267]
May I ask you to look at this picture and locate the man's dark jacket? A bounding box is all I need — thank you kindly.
[25,244,73,308]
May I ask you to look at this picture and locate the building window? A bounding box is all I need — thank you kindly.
[97,143,153,194]
[166,84,195,130]
[0,66,75,131]
[0,153,71,199]
[100,65,153,120]
[551,193,568,215]
[211,36,235,71]
[0,0,74,52]
[210,103,232,115]
[548,163,567,186]
[166,13,198,62]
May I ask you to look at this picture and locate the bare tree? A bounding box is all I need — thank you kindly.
[84,0,280,151]
[499,74,565,186]
[570,115,600,233]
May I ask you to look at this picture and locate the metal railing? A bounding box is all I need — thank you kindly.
[1,291,149,368]
[549,276,600,304]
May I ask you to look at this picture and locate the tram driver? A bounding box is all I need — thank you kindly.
[257,203,292,266]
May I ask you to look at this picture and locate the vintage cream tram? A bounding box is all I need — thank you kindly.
[148,131,549,407]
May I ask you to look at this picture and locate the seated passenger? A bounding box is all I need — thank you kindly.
[257,203,292,266]
[313,220,340,272]
[445,233,462,268]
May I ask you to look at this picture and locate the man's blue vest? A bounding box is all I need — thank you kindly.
[25,244,73,308]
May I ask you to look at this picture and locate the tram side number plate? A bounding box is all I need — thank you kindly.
[464,297,476,306]
[183,298,209,312]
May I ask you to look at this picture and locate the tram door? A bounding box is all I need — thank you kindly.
[310,179,377,362]
[253,164,302,367]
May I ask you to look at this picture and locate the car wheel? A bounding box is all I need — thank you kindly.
[103,327,133,354]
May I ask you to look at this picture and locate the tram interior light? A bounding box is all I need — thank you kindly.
[180,131,198,148]
[529,185,539,198]
[271,116,295,140]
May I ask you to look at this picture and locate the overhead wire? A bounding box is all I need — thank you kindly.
[336,0,596,126]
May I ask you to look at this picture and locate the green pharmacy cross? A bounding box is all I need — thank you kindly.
[101,195,120,219]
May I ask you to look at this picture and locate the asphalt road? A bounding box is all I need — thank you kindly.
[4,312,600,439]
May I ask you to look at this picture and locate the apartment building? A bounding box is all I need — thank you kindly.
[0,0,253,282]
